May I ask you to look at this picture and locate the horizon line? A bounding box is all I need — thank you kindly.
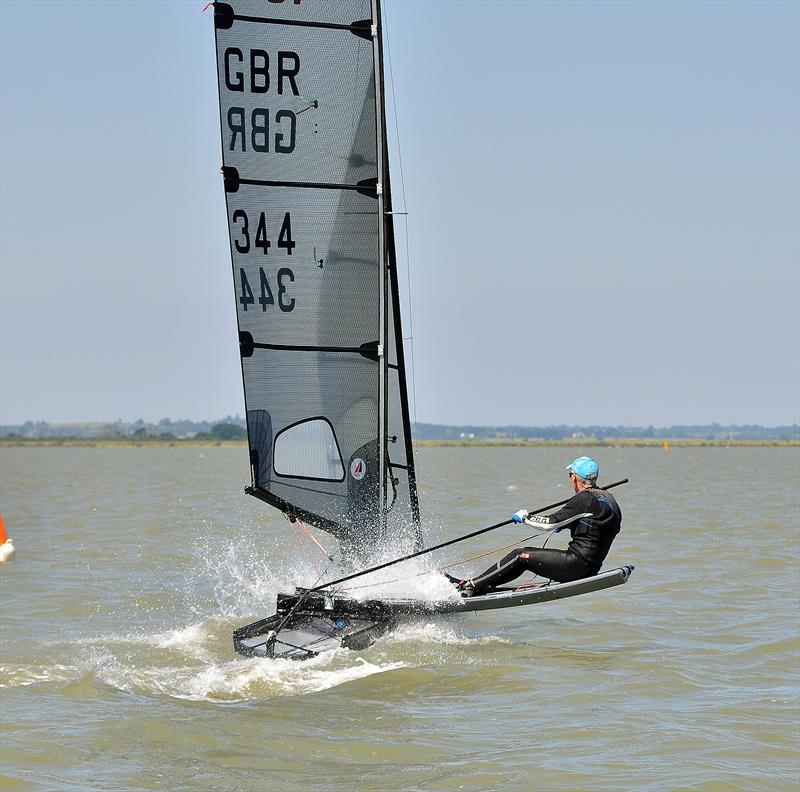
[1,418,798,430]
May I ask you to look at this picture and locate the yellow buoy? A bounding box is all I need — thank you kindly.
[663,440,670,451]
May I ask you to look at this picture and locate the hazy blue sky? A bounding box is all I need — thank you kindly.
[1,0,798,427]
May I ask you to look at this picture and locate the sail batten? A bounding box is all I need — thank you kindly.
[217,15,373,38]
[223,167,380,195]
[214,0,419,556]
[214,0,373,30]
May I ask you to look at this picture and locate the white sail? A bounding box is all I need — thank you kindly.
[213,0,420,556]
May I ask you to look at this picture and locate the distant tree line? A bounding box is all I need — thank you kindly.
[411,422,800,441]
[194,423,247,441]
[1,418,797,441]
[0,416,246,440]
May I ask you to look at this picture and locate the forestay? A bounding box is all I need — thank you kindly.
[213,0,420,559]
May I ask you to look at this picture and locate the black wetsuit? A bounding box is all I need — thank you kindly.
[469,487,622,593]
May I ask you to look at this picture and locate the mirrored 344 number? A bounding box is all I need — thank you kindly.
[233,208,296,312]
[240,267,295,312]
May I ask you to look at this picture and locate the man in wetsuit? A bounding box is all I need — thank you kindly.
[457,456,622,595]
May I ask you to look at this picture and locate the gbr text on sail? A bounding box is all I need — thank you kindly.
[224,48,300,154]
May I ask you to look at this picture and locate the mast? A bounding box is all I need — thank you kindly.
[377,6,422,543]
[372,0,388,546]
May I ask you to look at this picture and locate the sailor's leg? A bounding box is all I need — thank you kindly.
[469,547,535,593]
[516,548,595,583]
[469,548,594,592]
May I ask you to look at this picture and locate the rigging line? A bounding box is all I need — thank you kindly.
[313,479,629,592]
[403,218,418,432]
[288,518,323,579]
[382,2,407,211]
[295,516,335,561]
[286,513,329,566]
[338,527,555,592]
[437,529,554,571]
[383,1,419,433]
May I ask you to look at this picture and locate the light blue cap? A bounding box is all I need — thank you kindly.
[566,456,599,480]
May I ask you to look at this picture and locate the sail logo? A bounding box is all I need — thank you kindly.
[350,458,367,481]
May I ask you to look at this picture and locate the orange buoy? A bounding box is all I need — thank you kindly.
[0,514,14,562]
[0,538,13,562]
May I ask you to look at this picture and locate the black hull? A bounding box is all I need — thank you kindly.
[233,566,635,660]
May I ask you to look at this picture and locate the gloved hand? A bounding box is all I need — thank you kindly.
[512,509,529,523]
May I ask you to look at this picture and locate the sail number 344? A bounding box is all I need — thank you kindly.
[234,209,296,313]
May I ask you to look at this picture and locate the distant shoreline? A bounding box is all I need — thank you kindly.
[1,438,796,448]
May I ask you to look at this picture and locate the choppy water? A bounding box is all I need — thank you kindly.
[0,446,798,791]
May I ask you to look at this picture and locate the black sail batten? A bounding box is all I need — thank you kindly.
[214,0,419,557]
[222,167,378,197]
[239,335,382,358]
[237,180,378,194]
[214,2,372,38]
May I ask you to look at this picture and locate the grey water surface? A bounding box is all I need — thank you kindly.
[1,446,798,791]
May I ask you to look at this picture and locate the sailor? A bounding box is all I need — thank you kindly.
[454,456,621,595]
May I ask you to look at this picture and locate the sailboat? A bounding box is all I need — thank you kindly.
[211,0,634,660]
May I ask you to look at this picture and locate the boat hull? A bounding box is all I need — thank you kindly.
[233,565,635,659]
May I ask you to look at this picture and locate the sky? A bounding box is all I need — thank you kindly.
[0,0,798,427]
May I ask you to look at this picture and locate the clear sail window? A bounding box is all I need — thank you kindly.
[273,418,345,482]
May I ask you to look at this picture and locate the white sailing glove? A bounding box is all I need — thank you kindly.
[512,509,529,523]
